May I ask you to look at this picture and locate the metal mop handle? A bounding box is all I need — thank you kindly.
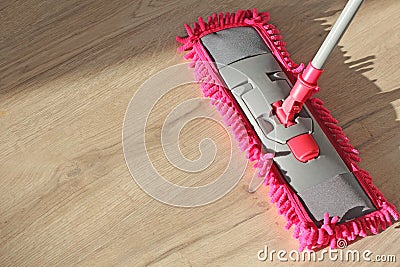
[312,0,364,69]
[275,0,364,126]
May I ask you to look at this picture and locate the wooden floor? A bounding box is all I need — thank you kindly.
[1,0,399,266]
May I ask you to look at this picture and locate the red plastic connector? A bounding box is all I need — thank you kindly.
[273,62,323,162]
[274,62,324,127]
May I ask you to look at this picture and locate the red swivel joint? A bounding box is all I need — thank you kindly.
[274,62,324,127]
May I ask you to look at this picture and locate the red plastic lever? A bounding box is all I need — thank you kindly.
[287,133,320,162]
[274,62,323,126]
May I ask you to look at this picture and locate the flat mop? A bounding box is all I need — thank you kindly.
[177,0,398,250]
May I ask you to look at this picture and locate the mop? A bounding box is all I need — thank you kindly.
[176,0,398,250]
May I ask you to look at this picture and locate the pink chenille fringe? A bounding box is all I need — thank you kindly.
[177,8,399,251]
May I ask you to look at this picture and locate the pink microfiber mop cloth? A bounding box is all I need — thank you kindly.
[176,8,399,251]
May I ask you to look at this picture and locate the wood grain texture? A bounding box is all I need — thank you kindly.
[0,0,399,266]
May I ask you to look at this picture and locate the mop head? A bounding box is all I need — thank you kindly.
[176,9,398,251]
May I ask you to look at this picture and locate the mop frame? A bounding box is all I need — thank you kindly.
[176,9,398,251]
